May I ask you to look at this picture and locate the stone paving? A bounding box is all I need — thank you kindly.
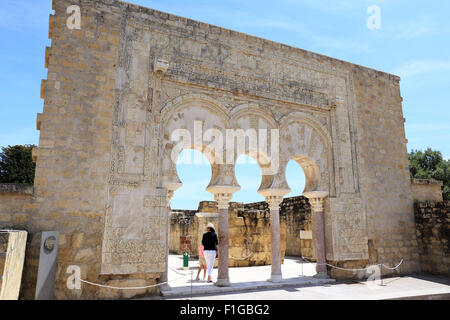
[179,274,450,300]
[158,254,450,300]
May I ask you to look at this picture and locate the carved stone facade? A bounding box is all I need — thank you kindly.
[0,0,430,299]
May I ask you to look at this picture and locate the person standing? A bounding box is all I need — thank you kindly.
[196,244,207,281]
[202,222,218,283]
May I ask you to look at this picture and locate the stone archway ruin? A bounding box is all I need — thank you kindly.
[3,0,425,299]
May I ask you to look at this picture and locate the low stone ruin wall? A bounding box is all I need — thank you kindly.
[0,184,34,228]
[280,197,314,259]
[414,201,450,276]
[229,201,286,267]
[411,179,443,202]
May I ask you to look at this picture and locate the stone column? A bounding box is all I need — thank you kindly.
[213,192,233,287]
[303,191,329,279]
[265,195,284,282]
[159,189,175,290]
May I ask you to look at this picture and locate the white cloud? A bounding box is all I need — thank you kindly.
[393,60,450,78]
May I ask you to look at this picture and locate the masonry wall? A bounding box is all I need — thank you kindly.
[344,66,421,277]
[412,179,443,202]
[0,184,33,227]
[3,0,156,299]
[414,201,450,276]
[169,210,197,255]
[280,196,313,259]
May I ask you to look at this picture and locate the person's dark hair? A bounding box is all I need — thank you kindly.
[208,227,215,233]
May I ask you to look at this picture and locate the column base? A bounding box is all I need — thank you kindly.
[159,283,171,291]
[313,272,329,279]
[214,278,231,287]
[268,274,283,283]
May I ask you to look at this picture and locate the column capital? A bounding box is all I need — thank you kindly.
[258,188,290,210]
[207,185,240,209]
[163,182,182,207]
[214,193,233,209]
[166,190,175,207]
[303,191,329,212]
[265,195,284,210]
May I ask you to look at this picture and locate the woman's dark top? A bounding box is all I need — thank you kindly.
[202,232,218,251]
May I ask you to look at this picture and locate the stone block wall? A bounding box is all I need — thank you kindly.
[0,184,33,227]
[414,201,450,276]
[6,0,160,299]
[169,210,197,255]
[412,179,443,202]
[353,66,421,275]
[280,196,314,259]
[229,202,286,267]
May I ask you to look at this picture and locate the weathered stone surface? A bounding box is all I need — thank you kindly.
[0,231,28,300]
[414,201,450,276]
[411,179,443,202]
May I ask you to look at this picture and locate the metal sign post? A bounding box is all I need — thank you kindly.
[35,231,59,300]
[183,251,189,270]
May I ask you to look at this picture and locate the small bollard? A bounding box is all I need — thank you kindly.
[183,251,189,270]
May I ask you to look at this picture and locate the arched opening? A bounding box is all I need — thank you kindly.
[281,159,317,278]
[168,149,215,288]
[284,160,306,198]
[233,154,265,203]
[170,149,214,210]
[228,154,275,282]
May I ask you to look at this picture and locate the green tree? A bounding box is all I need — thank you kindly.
[409,148,450,200]
[0,145,36,185]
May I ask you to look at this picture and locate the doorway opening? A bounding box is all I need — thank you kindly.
[282,159,316,278]
[167,149,215,289]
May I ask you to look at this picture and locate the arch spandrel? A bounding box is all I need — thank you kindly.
[230,103,279,131]
[279,112,335,196]
[161,93,230,129]
[160,95,234,191]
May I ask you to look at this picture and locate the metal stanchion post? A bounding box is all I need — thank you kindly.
[301,258,304,277]
[379,264,384,286]
[190,271,193,300]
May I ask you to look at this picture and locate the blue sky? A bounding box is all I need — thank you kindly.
[0,0,449,209]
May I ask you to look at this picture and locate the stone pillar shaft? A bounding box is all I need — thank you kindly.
[266,195,284,282]
[159,190,174,290]
[304,191,329,278]
[216,207,230,286]
[313,208,327,275]
[207,181,240,287]
[214,193,233,287]
[270,207,282,280]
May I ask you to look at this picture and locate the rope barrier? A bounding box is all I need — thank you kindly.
[78,272,190,290]
[300,256,404,272]
[230,252,254,261]
[169,266,192,276]
[381,259,404,270]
